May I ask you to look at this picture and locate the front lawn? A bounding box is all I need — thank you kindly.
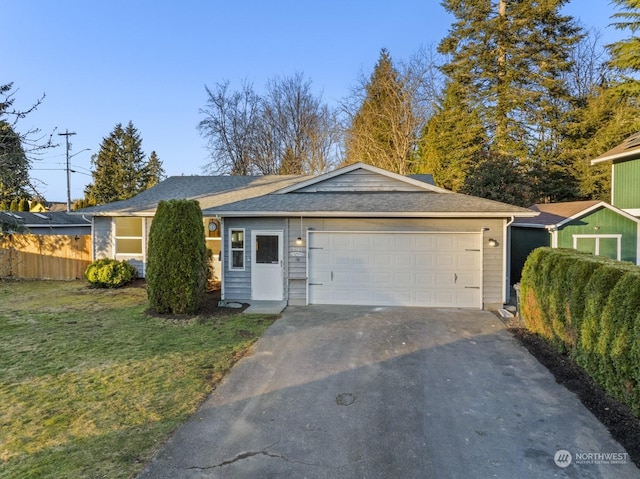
[0,280,276,478]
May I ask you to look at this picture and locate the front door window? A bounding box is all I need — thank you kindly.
[256,235,280,264]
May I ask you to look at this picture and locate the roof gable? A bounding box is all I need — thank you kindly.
[591,131,640,165]
[513,200,640,228]
[275,162,451,194]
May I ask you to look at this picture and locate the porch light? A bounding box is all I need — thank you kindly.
[488,238,499,247]
[295,216,304,246]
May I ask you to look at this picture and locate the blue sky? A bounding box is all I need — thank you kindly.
[5,1,625,202]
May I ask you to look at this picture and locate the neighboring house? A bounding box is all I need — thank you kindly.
[77,162,537,310]
[591,131,640,217]
[510,201,640,282]
[1,211,91,236]
[510,131,640,283]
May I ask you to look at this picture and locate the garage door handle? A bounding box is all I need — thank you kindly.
[309,282,323,286]
[331,271,334,281]
[454,273,458,284]
[465,286,480,289]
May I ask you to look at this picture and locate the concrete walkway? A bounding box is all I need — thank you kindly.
[138,305,639,479]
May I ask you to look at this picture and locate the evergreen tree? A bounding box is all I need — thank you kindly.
[84,121,163,205]
[608,0,640,97]
[344,49,418,174]
[142,150,165,189]
[415,80,488,191]
[0,120,30,204]
[438,0,582,201]
[460,151,532,207]
[146,199,208,315]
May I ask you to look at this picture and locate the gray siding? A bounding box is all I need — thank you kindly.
[296,169,426,192]
[92,216,152,277]
[93,216,114,260]
[283,217,506,308]
[223,217,287,301]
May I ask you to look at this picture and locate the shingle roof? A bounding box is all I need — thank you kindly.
[76,175,311,216]
[203,191,536,217]
[591,131,640,165]
[1,211,92,226]
[513,200,615,227]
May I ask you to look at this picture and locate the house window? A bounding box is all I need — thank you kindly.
[114,217,143,255]
[229,228,245,270]
[573,234,621,261]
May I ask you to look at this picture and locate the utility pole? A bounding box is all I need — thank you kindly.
[58,130,76,211]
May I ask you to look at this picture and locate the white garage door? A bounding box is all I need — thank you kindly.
[308,231,482,308]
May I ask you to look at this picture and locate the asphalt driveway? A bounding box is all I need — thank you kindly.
[138,306,639,479]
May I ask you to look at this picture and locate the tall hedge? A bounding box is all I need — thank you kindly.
[520,247,640,416]
[146,199,208,314]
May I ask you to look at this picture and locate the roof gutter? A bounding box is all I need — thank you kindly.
[209,210,539,218]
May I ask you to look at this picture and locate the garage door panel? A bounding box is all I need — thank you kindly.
[309,232,482,308]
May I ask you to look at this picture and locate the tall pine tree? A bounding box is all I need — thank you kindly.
[415,80,487,191]
[438,0,582,202]
[0,120,29,204]
[608,0,640,97]
[344,49,418,174]
[85,121,163,205]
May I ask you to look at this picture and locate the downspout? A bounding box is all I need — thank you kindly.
[504,216,515,304]
[219,216,225,301]
[546,225,558,248]
[88,215,95,261]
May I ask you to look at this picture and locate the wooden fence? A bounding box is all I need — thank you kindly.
[0,234,91,280]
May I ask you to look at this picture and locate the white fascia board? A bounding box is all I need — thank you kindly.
[554,201,640,228]
[275,162,452,194]
[590,150,640,165]
[214,210,539,218]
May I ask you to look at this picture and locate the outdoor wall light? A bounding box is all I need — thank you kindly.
[594,225,600,231]
[295,237,304,246]
[488,238,499,247]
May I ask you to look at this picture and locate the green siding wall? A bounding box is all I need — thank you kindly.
[557,207,637,263]
[613,159,640,209]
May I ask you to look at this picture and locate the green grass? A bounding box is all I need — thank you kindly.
[0,280,276,478]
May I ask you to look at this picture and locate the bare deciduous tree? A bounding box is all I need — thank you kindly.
[198,74,340,176]
[198,80,261,175]
[342,47,442,174]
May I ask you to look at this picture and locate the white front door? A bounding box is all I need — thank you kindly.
[251,231,284,300]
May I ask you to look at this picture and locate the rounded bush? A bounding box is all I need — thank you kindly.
[85,258,138,288]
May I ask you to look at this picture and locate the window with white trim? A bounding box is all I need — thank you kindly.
[573,234,621,261]
[229,228,245,270]
[114,217,143,255]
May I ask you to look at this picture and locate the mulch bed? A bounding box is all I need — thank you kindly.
[134,280,250,319]
[507,324,640,468]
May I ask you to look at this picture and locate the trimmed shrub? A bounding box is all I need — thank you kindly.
[576,262,634,375]
[146,199,207,315]
[85,258,138,288]
[595,272,640,404]
[520,247,555,337]
[520,247,640,417]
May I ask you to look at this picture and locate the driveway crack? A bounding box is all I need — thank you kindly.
[183,442,331,470]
